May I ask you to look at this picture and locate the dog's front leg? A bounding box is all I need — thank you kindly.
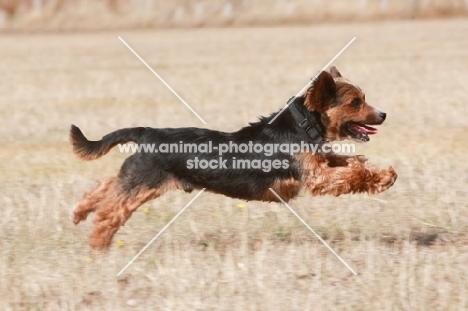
[302,157,397,196]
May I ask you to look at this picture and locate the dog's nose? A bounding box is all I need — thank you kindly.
[380,112,386,121]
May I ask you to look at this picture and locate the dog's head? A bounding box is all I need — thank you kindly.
[304,66,386,142]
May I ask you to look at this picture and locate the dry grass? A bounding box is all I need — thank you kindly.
[1,18,468,310]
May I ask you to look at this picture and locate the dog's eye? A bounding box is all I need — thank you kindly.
[350,99,361,109]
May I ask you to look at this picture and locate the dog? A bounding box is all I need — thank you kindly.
[70,66,397,250]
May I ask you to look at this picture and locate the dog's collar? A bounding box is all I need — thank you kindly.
[288,97,325,143]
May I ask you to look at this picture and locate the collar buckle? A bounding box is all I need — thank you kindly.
[299,119,310,128]
[288,97,324,144]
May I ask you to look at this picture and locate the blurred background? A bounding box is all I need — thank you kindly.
[1,0,467,30]
[1,1,468,310]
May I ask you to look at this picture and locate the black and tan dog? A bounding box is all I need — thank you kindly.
[70,66,397,250]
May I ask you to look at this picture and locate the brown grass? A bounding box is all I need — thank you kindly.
[1,18,468,309]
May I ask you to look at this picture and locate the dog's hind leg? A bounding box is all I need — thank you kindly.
[89,178,183,251]
[73,177,118,225]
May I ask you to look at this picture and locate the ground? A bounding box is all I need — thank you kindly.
[0,18,467,310]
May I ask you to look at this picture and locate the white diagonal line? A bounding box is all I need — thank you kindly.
[268,37,356,125]
[268,188,357,275]
[117,188,206,276]
[118,36,207,125]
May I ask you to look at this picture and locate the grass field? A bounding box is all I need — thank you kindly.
[1,18,468,310]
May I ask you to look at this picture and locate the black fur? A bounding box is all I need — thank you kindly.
[70,70,343,202]
[70,125,147,160]
[70,96,321,201]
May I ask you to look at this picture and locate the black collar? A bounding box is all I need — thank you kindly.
[288,97,325,143]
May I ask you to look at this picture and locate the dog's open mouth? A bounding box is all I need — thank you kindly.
[345,122,378,142]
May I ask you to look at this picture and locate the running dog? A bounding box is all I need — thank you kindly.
[70,66,397,250]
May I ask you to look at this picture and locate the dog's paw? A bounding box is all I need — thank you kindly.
[371,167,397,193]
[345,156,365,167]
[72,207,87,225]
[356,155,368,164]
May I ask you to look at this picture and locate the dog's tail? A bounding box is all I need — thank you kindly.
[70,125,147,161]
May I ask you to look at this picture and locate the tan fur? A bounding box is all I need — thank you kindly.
[261,177,302,202]
[296,152,396,197]
[74,178,183,251]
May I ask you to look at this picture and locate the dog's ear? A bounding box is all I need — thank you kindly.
[330,66,342,78]
[305,71,336,113]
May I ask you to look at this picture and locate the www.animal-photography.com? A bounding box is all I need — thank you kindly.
[1,1,467,310]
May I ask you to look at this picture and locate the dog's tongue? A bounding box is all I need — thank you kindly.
[348,122,378,135]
